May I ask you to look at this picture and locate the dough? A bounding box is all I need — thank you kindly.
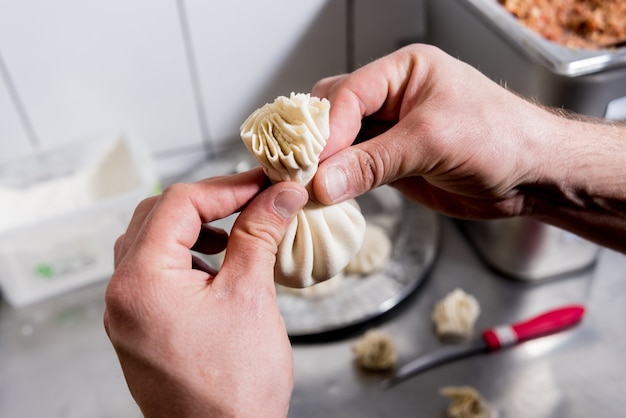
[432,288,481,339]
[440,386,494,418]
[352,329,397,371]
[241,93,366,288]
[241,92,328,185]
[345,222,392,275]
[276,272,344,297]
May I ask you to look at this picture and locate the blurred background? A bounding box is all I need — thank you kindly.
[0,0,425,176]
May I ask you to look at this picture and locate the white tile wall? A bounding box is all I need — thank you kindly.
[0,0,426,172]
[0,0,201,157]
[0,58,31,161]
[185,0,347,149]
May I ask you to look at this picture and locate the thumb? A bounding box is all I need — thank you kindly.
[217,182,308,290]
[313,125,418,204]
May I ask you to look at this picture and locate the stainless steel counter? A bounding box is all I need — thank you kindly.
[1,154,626,417]
[289,217,626,418]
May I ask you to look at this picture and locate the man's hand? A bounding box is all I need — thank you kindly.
[104,168,307,417]
[311,44,555,219]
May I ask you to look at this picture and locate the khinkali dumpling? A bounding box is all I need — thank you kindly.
[432,288,481,339]
[276,272,344,298]
[352,328,397,371]
[440,386,494,418]
[345,222,392,275]
[241,93,366,288]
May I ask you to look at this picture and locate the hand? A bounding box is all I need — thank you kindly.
[104,168,307,417]
[311,43,562,219]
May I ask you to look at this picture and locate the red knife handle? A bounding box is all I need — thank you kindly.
[482,304,585,351]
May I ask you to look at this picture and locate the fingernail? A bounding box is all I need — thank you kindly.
[323,166,347,203]
[274,189,306,218]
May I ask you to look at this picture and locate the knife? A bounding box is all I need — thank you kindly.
[382,304,585,389]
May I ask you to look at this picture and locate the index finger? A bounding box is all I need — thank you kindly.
[120,168,268,272]
[313,47,418,160]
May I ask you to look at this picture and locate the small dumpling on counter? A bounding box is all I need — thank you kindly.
[241,93,366,288]
[352,328,397,371]
[345,222,393,276]
[432,288,481,340]
[440,385,495,418]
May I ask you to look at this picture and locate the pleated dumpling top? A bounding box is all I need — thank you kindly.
[241,93,366,288]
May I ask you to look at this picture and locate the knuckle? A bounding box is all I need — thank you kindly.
[104,265,150,344]
[113,234,127,266]
[133,194,160,217]
[353,146,391,190]
[235,218,284,255]
[160,182,192,202]
[103,277,130,336]
[104,265,132,312]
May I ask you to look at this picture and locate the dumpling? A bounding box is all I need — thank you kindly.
[352,328,397,371]
[345,222,392,275]
[241,92,328,185]
[439,386,494,418]
[276,272,344,298]
[432,288,481,339]
[241,93,366,288]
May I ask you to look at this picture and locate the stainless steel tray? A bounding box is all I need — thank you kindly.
[459,0,626,76]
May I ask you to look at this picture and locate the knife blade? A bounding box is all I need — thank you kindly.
[382,304,585,389]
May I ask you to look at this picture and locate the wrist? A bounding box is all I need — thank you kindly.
[532,113,626,208]
[520,110,626,249]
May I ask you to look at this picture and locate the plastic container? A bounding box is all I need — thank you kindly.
[0,135,160,307]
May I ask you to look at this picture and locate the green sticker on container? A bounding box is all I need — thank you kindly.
[35,263,54,280]
[152,181,162,196]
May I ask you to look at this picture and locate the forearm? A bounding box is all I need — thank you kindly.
[524,112,626,252]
